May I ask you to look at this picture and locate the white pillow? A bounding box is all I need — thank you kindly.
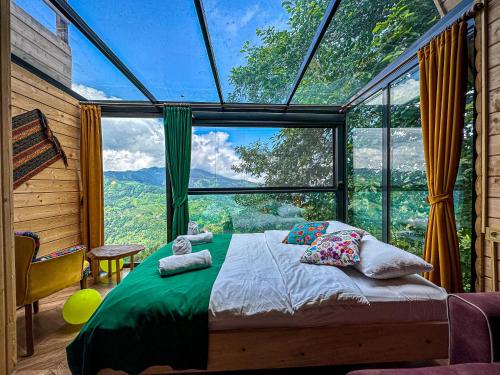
[326,220,368,234]
[355,235,433,279]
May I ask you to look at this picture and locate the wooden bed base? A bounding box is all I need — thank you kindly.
[136,321,449,374]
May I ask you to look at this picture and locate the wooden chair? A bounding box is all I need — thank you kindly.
[14,232,89,356]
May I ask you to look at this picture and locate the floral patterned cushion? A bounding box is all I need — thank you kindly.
[283,222,329,245]
[15,231,41,260]
[300,230,364,267]
[33,244,86,263]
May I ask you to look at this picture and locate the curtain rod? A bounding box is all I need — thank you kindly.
[78,101,342,111]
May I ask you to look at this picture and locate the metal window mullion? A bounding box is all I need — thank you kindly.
[381,87,391,243]
[335,123,346,221]
[194,0,224,105]
[285,0,342,106]
[46,0,157,103]
[166,170,173,243]
[188,186,338,195]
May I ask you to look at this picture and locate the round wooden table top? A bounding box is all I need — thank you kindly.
[88,244,145,260]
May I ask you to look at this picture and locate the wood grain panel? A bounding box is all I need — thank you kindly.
[11,102,78,129]
[1,0,16,371]
[11,64,76,105]
[13,192,80,208]
[38,223,81,245]
[487,197,500,217]
[48,158,80,171]
[206,322,448,371]
[488,176,500,197]
[14,203,80,223]
[14,180,79,194]
[11,76,78,116]
[11,91,79,126]
[38,235,82,257]
[29,167,79,182]
[475,0,499,291]
[14,214,79,233]
[11,63,82,264]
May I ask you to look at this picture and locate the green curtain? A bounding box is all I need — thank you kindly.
[163,106,192,239]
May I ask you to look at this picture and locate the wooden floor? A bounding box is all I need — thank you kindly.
[15,272,124,375]
[15,270,444,375]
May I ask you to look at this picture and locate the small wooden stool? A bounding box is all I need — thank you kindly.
[88,244,145,284]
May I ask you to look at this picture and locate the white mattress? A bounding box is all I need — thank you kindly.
[208,229,447,331]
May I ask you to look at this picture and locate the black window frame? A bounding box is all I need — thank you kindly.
[98,107,346,242]
[173,113,347,242]
[345,28,477,289]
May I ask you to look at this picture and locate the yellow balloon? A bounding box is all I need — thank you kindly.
[100,258,124,273]
[62,289,102,325]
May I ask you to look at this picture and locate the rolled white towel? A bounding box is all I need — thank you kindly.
[172,237,192,255]
[187,221,201,235]
[158,250,212,277]
[177,232,213,246]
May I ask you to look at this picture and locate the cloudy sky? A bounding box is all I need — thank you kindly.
[100,116,277,182]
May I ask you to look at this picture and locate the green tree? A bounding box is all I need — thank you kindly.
[229,0,440,218]
[229,0,439,104]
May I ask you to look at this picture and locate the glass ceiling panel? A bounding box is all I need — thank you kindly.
[204,0,330,104]
[68,0,219,102]
[12,0,147,100]
[292,0,440,105]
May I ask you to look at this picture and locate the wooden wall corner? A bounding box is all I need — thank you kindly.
[0,0,17,372]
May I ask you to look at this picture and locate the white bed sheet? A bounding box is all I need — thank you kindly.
[208,230,447,331]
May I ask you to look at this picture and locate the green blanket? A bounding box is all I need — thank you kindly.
[66,234,232,375]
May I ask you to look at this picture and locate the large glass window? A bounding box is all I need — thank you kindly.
[347,92,383,239]
[190,127,335,188]
[189,192,336,233]
[12,0,147,100]
[101,118,167,262]
[189,125,338,233]
[389,69,428,256]
[293,0,440,105]
[203,0,330,103]
[347,63,474,290]
[67,0,219,102]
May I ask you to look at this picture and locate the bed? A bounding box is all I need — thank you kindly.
[67,222,448,374]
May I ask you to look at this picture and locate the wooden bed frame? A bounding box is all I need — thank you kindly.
[132,321,449,374]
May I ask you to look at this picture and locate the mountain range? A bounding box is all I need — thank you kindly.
[104,167,256,188]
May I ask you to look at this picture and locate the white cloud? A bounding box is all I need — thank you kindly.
[206,2,261,36]
[72,83,121,100]
[77,83,259,181]
[191,129,260,182]
[103,149,155,171]
[391,78,419,105]
[101,118,256,181]
[101,117,165,171]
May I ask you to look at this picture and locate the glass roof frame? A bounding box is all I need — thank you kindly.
[45,0,345,106]
[42,0,477,108]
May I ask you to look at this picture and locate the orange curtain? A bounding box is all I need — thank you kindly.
[418,21,467,293]
[80,105,104,251]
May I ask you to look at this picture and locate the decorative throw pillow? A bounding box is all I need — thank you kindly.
[300,230,364,266]
[282,222,329,245]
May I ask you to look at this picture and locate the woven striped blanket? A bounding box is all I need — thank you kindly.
[12,109,68,189]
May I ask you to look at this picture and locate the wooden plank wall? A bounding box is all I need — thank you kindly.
[11,63,82,257]
[475,0,500,291]
[10,2,71,87]
[1,0,17,372]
